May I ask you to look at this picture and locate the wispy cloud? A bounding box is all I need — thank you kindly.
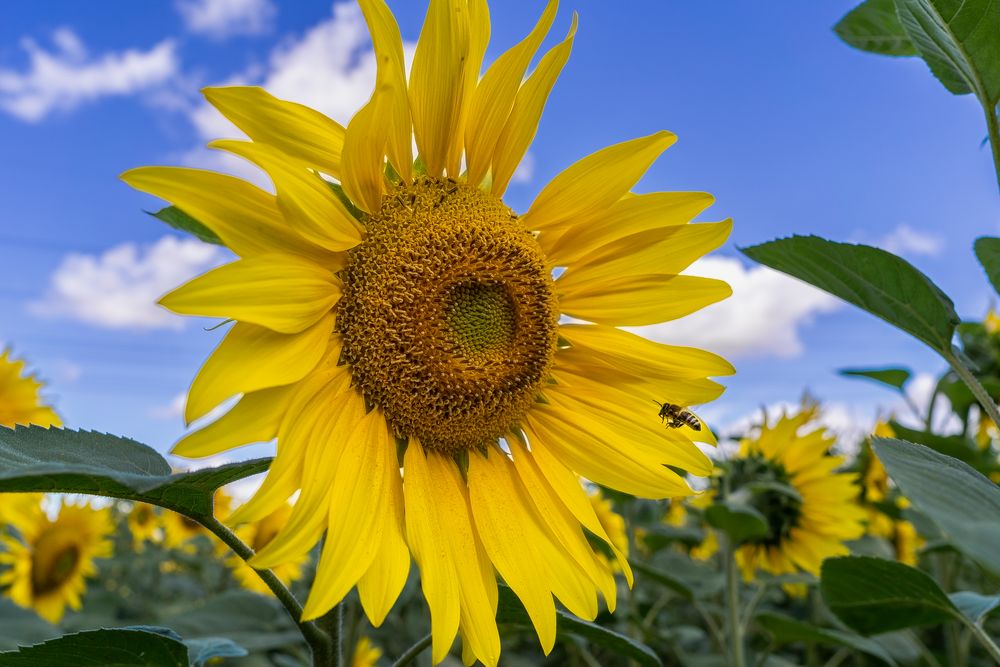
[31,235,227,331]
[630,255,841,360]
[0,28,179,122]
[175,0,277,39]
[877,223,944,258]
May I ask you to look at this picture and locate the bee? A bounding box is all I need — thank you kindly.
[653,400,701,431]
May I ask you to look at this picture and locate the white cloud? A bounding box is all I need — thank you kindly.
[510,152,535,186]
[176,0,276,38]
[150,392,188,420]
[31,235,227,331]
[629,256,842,360]
[877,224,944,258]
[0,29,179,122]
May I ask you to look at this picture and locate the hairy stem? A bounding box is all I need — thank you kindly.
[390,633,433,667]
[945,349,1000,431]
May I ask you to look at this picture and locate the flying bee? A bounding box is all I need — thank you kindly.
[653,400,701,431]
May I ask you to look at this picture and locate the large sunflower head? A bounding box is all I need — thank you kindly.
[0,350,61,429]
[724,406,866,583]
[0,500,114,623]
[123,1,733,663]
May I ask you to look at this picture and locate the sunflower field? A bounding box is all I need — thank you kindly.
[2,0,1000,666]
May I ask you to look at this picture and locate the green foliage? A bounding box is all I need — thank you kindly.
[975,236,1000,295]
[741,236,959,355]
[756,612,898,665]
[950,591,1000,624]
[820,556,959,634]
[496,584,662,667]
[148,207,223,246]
[0,426,268,519]
[839,366,911,391]
[873,437,1000,577]
[834,0,917,56]
[704,501,768,546]
[0,628,192,666]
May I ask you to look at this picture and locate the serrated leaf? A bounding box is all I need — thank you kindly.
[950,591,1000,625]
[0,600,59,651]
[886,421,977,463]
[0,426,269,519]
[835,0,917,56]
[873,438,1000,576]
[894,0,1000,102]
[975,237,1000,296]
[757,612,898,665]
[496,584,661,666]
[704,501,769,545]
[148,207,223,246]
[0,628,190,666]
[840,367,912,391]
[741,236,958,355]
[820,556,960,635]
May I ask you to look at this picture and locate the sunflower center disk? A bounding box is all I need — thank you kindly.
[337,177,559,453]
[31,539,81,596]
[725,456,803,547]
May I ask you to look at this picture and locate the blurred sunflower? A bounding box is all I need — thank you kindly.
[0,350,61,428]
[725,407,865,583]
[162,489,232,552]
[0,500,113,622]
[127,502,162,551]
[228,503,306,595]
[0,493,45,531]
[353,636,382,667]
[123,0,732,663]
[587,487,628,574]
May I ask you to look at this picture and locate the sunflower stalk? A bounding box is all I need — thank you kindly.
[389,633,432,667]
[985,102,1000,196]
[723,535,747,667]
[198,515,333,663]
[944,349,1000,435]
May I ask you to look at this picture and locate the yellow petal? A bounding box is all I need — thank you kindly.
[172,384,296,459]
[467,451,557,653]
[342,82,392,214]
[559,220,732,290]
[523,131,675,233]
[491,14,576,196]
[301,410,392,619]
[558,274,731,326]
[543,191,715,265]
[403,439,461,663]
[358,0,412,181]
[408,0,470,177]
[202,86,346,177]
[358,465,410,627]
[558,324,734,380]
[185,315,334,423]
[159,255,340,334]
[464,0,558,187]
[446,0,489,177]
[210,139,363,252]
[120,167,339,265]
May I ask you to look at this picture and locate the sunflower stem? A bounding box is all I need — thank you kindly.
[723,536,747,667]
[984,102,1000,196]
[316,604,344,667]
[199,515,333,664]
[963,620,1000,665]
[390,633,433,667]
[944,349,1000,432]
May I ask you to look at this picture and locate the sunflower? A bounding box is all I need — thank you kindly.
[0,493,45,532]
[0,500,113,622]
[123,1,732,663]
[0,350,61,428]
[127,502,162,551]
[726,407,866,583]
[228,503,306,595]
[587,487,628,574]
[353,636,383,667]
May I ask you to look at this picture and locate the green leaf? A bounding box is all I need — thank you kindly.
[873,438,1000,576]
[835,0,917,56]
[820,556,960,634]
[0,600,59,651]
[886,421,977,463]
[975,237,1000,296]
[148,207,223,246]
[0,628,190,666]
[741,236,959,355]
[183,638,247,667]
[0,426,269,519]
[839,367,912,391]
[757,612,898,665]
[158,591,302,653]
[704,501,769,545]
[950,592,1000,624]
[894,0,1000,102]
[496,584,661,667]
[630,560,694,600]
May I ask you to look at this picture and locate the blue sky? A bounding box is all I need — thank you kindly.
[0,0,995,462]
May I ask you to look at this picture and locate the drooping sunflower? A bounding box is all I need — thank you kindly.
[228,502,306,595]
[727,407,866,583]
[0,350,61,429]
[0,500,114,623]
[127,502,162,551]
[123,1,733,663]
